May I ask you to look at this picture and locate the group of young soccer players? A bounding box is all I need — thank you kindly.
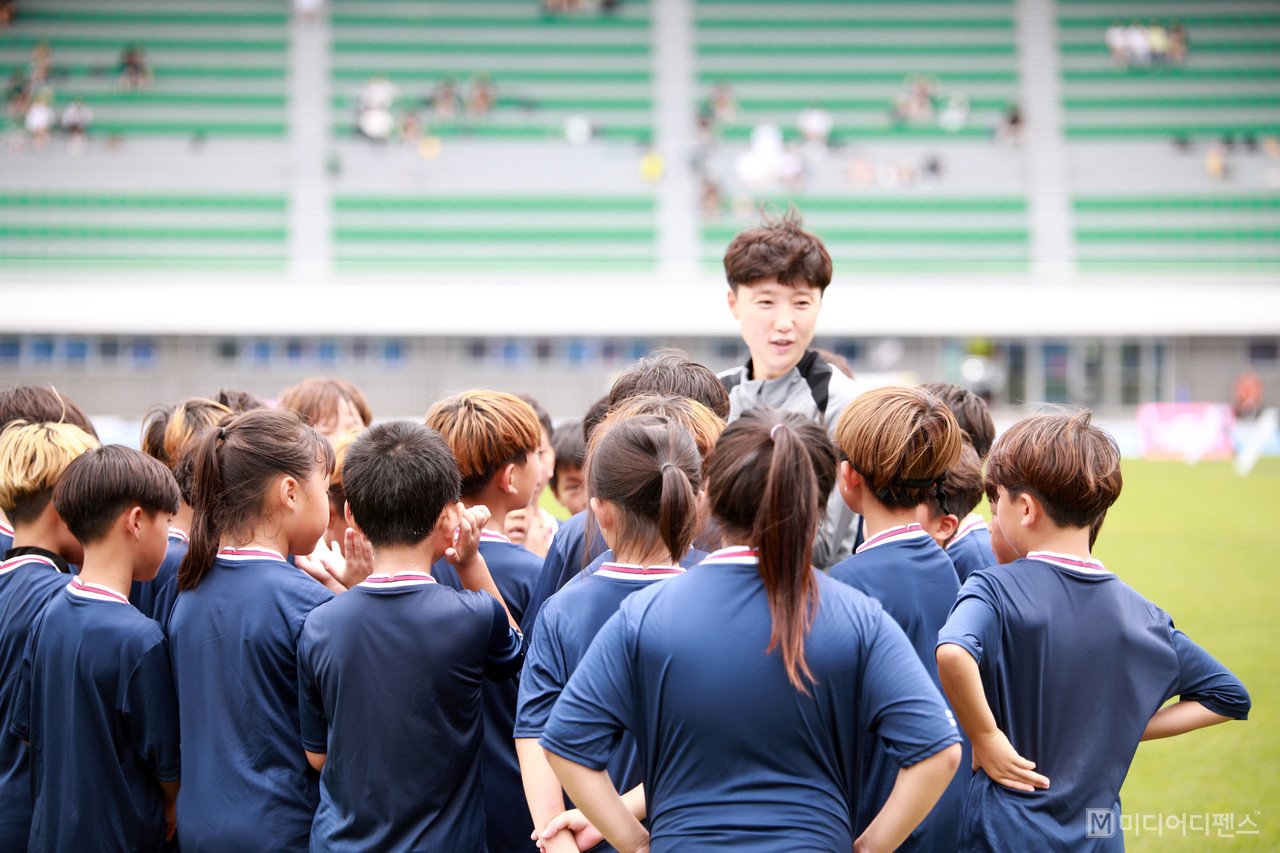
[0,214,1252,853]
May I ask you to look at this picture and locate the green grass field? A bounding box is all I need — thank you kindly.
[1088,458,1279,850]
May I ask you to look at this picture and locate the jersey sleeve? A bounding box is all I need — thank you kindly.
[513,603,569,738]
[8,629,35,742]
[936,574,1000,666]
[539,608,634,771]
[522,526,571,636]
[1165,623,1251,720]
[123,637,182,783]
[295,623,329,754]
[861,608,962,768]
[482,592,525,683]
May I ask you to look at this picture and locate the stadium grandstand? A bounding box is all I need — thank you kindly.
[0,0,1277,424]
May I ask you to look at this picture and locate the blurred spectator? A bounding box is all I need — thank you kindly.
[28,41,52,87]
[5,69,29,121]
[797,103,833,152]
[294,0,322,21]
[1169,20,1188,64]
[1205,143,1227,181]
[61,98,91,153]
[431,75,460,120]
[0,0,16,28]
[466,74,494,118]
[711,82,737,124]
[1234,368,1263,419]
[117,45,154,91]
[996,101,1023,145]
[891,75,938,126]
[356,76,397,141]
[1105,21,1128,64]
[1126,21,1151,68]
[1147,20,1169,64]
[938,95,969,133]
[700,178,722,220]
[398,110,422,144]
[733,122,803,189]
[24,92,54,149]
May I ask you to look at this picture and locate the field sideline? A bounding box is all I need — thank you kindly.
[1089,458,1278,850]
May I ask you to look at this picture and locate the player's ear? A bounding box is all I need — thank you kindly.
[496,463,518,495]
[342,501,365,537]
[726,287,740,319]
[590,497,615,532]
[1017,491,1040,528]
[938,513,960,544]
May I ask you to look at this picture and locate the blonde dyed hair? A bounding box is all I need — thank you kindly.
[141,397,233,469]
[0,421,100,523]
[834,385,962,510]
[425,390,541,496]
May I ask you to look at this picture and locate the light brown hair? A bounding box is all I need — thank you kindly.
[920,438,984,538]
[984,409,1122,534]
[425,390,541,497]
[0,422,100,524]
[278,377,372,432]
[835,386,962,510]
[592,394,725,478]
[723,207,833,294]
[706,406,838,694]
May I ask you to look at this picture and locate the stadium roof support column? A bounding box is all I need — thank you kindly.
[653,0,701,283]
[288,8,333,281]
[1016,0,1074,281]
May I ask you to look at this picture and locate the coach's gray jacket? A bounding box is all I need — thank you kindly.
[718,349,862,569]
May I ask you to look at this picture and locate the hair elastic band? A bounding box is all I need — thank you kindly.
[769,423,783,441]
[660,462,676,473]
[219,427,227,440]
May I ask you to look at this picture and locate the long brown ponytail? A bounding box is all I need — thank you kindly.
[586,415,702,563]
[178,408,334,591]
[706,406,838,693]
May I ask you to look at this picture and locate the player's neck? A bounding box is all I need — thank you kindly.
[223,524,291,559]
[1022,525,1094,562]
[610,541,679,569]
[462,491,515,536]
[368,543,436,576]
[170,501,194,536]
[861,502,921,540]
[75,543,135,598]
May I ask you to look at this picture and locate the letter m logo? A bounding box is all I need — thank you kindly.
[1086,808,1116,838]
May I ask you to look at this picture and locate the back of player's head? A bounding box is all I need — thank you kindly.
[921,438,983,525]
[343,422,461,548]
[607,349,732,420]
[278,377,372,433]
[593,394,725,476]
[179,408,335,591]
[550,419,585,490]
[706,406,837,694]
[0,422,100,525]
[213,388,267,414]
[141,398,234,506]
[53,445,179,545]
[835,385,962,511]
[984,409,1122,534]
[0,384,98,440]
[722,207,833,294]
[425,390,541,497]
[581,395,612,446]
[587,415,702,564]
[920,382,995,459]
[516,393,554,438]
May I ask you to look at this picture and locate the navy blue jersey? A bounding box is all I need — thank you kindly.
[297,571,523,853]
[168,547,334,853]
[12,580,180,853]
[0,521,12,556]
[521,511,608,636]
[829,524,964,852]
[516,563,684,811]
[542,548,960,853]
[0,549,73,850]
[947,516,996,584]
[938,551,1251,852]
[129,529,188,634]
[476,531,542,853]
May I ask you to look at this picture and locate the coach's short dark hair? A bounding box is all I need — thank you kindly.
[53,445,179,545]
[723,207,832,294]
[343,421,461,548]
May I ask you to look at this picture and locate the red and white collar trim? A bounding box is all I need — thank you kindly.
[856,523,931,554]
[67,578,130,604]
[951,514,988,545]
[217,546,287,563]
[594,562,684,582]
[0,554,60,576]
[479,530,511,544]
[0,520,13,537]
[699,546,759,566]
[1028,550,1110,575]
[168,528,189,544]
[359,571,437,589]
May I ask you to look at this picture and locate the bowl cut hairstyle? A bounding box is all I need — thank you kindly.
[54,445,180,544]
[723,206,833,294]
[343,421,462,549]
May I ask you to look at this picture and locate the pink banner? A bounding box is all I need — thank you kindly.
[1136,403,1235,460]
